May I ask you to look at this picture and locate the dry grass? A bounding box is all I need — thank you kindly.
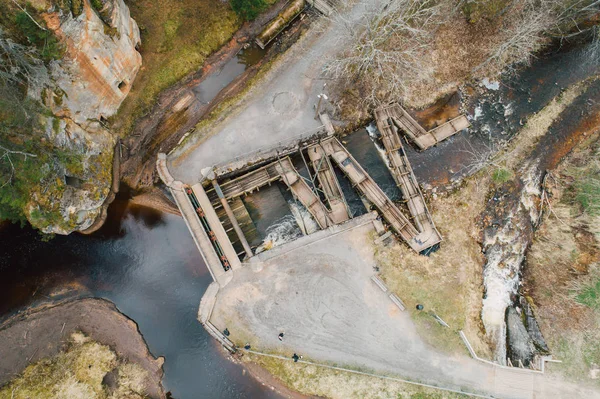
[245,353,469,399]
[331,0,593,121]
[111,0,243,136]
[524,136,600,385]
[373,177,491,357]
[0,332,148,399]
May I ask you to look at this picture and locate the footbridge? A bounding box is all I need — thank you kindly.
[319,137,441,253]
[375,104,470,151]
[374,114,442,250]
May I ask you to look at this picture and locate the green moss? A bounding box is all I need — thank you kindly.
[90,0,104,11]
[71,0,84,16]
[52,117,61,134]
[231,0,268,21]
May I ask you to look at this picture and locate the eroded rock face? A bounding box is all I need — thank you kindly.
[44,0,141,123]
[26,118,116,235]
[24,0,141,234]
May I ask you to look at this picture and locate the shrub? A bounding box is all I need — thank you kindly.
[230,0,267,20]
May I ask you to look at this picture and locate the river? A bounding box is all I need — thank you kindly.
[0,191,283,399]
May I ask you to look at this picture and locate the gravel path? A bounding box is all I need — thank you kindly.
[168,0,376,183]
[210,224,600,399]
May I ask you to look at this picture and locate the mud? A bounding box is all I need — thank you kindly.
[130,187,181,216]
[0,298,165,399]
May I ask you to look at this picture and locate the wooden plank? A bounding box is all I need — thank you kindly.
[322,138,425,250]
[274,157,333,229]
[389,293,406,311]
[307,144,350,224]
[371,275,388,292]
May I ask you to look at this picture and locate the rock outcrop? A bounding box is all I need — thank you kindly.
[43,0,141,123]
[23,0,141,234]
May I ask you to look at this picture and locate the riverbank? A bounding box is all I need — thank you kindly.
[524,131,600,385]
[0,298,165,398]
[118,0,312,189]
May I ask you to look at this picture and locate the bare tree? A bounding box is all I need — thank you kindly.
[475,0,600,76]
[0,29,49,90]
[323,0,444,107]
[475,0,556,76]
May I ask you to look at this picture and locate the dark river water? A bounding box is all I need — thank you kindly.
[0,194,283,399]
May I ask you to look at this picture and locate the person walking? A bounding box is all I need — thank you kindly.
[278,332,284,341]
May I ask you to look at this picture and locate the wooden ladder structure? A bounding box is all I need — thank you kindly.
[375,104,470,151]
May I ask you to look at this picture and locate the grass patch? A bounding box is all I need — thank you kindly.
[245,353,469,399]
[0,332,148,399]
[524,135,600,385]
[576,279,600,309]
[111,0,243,136]
[373,176,491,358]
[491,167,512,184]
[573,168,600,217]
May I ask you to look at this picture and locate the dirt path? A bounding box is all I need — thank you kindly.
[0,298,165,399]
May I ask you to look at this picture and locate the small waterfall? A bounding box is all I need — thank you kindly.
[289,201,319,235]
[481,162,541,365]
[366,123,393,169]
[254,202,318,253]
[255,214,303,253]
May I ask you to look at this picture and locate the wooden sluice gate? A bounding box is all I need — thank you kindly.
[306,143,350,224]
[206,162,281,202]
[318,137,440,252]
[212,197,260,258]
[374,108,443,251]
[375,115,431,233]
[273,156,337,229]
[375,104,470,151]
[206,154,342,235]
[194,116,444,255]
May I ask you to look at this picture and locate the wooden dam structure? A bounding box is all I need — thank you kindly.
[375,103,470,151]
[199,129,451,257]
[159,105,470,277]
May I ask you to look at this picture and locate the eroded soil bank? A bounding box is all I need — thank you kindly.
[480,77,600,365]
[0,298,165,399]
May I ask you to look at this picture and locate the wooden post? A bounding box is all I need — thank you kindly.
[212,180,253,259]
